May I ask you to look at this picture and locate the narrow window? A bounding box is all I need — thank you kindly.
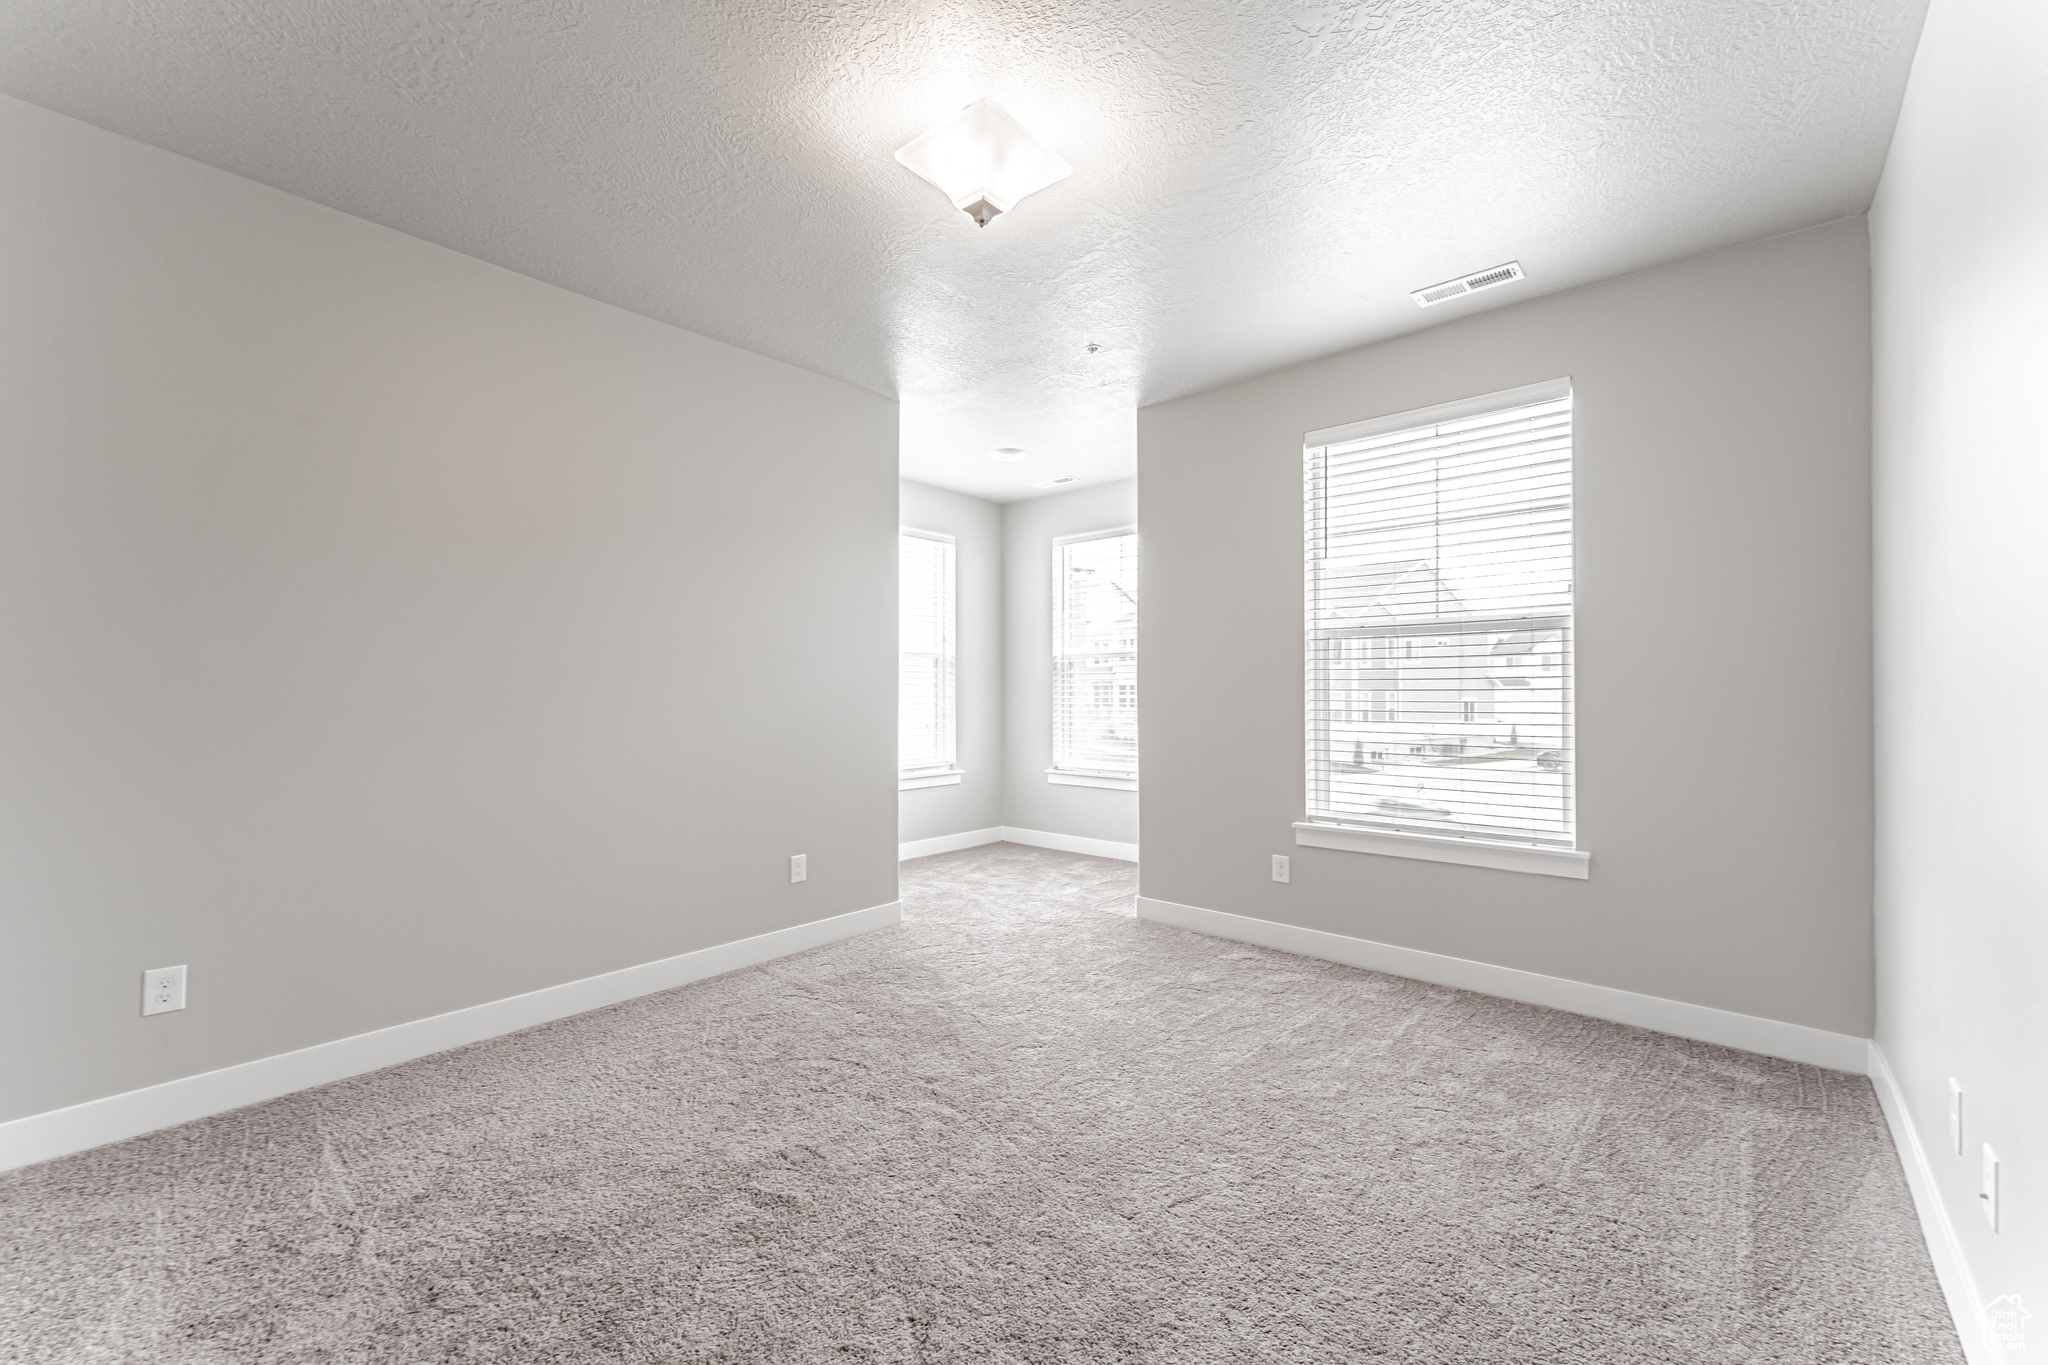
[1053,530,1138,780]
[899,531,956,779]
[1306,384,1573,845]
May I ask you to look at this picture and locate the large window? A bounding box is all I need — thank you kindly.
[1305,381,1573,847]
[1052,530,1138,784]
[899,531,957,784]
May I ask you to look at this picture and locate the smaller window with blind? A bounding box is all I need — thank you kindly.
[900,531,958,785]
[1052,530,1138,785]
[1305,380,1573,848]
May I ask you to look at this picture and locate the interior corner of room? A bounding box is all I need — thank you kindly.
[896,473,1140,864]
[1,0,2042,1357]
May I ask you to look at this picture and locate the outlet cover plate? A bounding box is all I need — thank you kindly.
[142,964,187,1016]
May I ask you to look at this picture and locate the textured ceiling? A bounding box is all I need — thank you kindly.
[2,0,1924,501]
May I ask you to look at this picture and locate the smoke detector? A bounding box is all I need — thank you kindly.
[1412,261,1524,308]
[1031,475,1080,489]
[988,447,1029,463]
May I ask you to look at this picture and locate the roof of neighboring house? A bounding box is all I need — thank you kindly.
[1323,561,1464,623]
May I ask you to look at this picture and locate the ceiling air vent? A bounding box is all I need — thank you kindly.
[1031,475,1080,489]
[1412,260,1524,308]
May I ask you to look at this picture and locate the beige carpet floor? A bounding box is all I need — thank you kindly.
[2,843,1960,1363]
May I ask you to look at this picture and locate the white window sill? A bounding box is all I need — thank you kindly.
[1292,821,1588,879]
[900,770,965,790]
[1046,769,1138,791]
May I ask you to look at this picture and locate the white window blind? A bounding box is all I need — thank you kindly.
[1053,531,1138,778]
[899,531,956,776]
[1306,383,1573,846]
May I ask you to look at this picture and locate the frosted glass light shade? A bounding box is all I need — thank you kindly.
[894,99,1072,226]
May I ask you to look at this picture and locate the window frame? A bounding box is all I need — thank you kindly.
[1299,378,1587,878]
[899,528,962,790]
[1049,526,1139,788]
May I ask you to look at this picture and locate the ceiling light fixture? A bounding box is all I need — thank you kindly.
[989,447,1029,463]
[895,99,1072,227]
[1031,475,1080,489]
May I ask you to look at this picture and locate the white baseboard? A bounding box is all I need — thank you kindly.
[899,826,1138,864]
[1134,895,1867,1071]
[898,827,1005,860]
[0,900,902,1174]
[1869,1042,1999,1364]
[1000,826,1139,863]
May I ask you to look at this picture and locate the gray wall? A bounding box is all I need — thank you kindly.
[0,97,898,1125]
[1871,0,2045,1314]
[898,479,1004,843]
[1137,219,1873,1035]
[1002,480,1139,847]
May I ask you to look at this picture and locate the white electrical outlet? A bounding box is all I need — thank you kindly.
[1982,1144,2000,1230]
[142,965,186,1016]
[790,854,807,884]
[1271,854,1290,883]
[1949,1078,1964,1156]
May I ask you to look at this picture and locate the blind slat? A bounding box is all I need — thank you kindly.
[1053,533,1139,778]
[1306,393,1574,846]
[900,533,955,775]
